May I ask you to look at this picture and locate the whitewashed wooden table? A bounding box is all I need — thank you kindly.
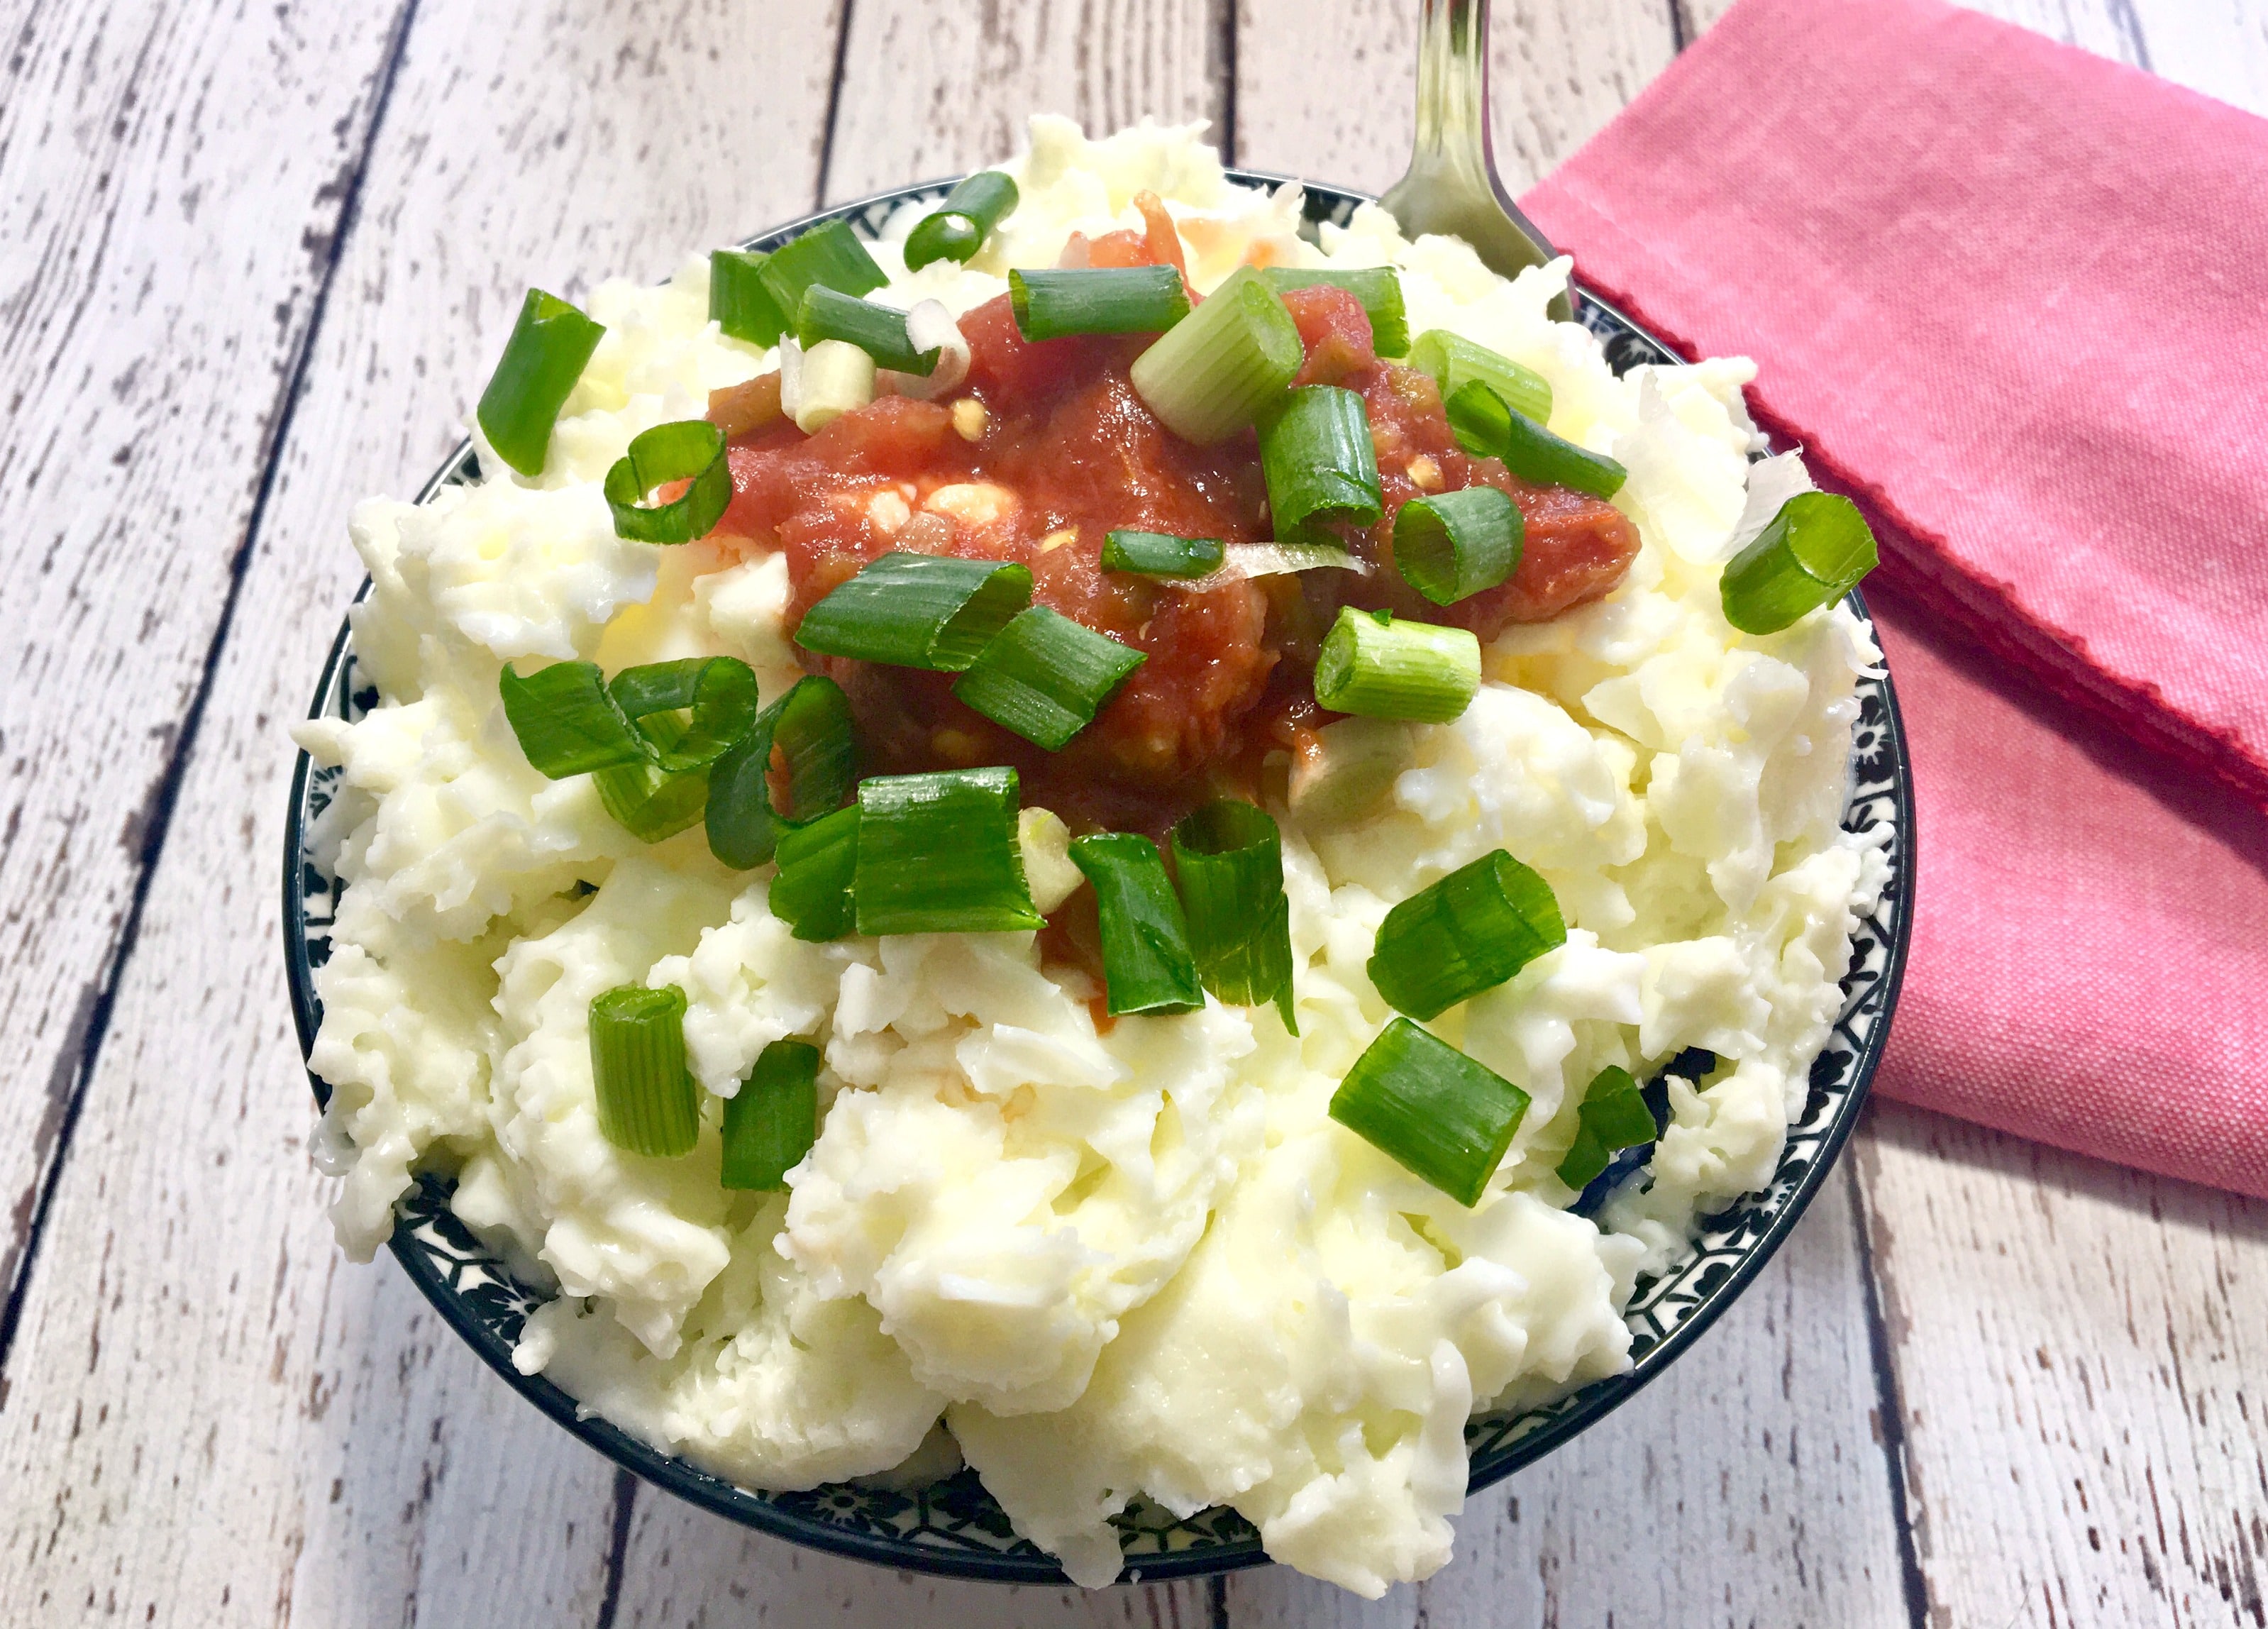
[3,0,2263,1623]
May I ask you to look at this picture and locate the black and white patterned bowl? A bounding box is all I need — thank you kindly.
[282,175,1914,1585]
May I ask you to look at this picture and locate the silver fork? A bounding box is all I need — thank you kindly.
[1378,0,1576,323]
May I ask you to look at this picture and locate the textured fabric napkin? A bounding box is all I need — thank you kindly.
[1517,0,2268,1198]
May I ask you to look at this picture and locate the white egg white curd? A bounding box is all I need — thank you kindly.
[297,117,1889,1595]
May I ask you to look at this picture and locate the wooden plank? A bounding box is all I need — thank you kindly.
[822,0,1228,200]
[1858,1103,2268,1628]
[1222,1164,1913,1629]
[0,0,843,1620]
[1233,0,1677,198]
[0,0,411,1347]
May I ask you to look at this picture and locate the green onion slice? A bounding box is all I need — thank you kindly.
[793,551,1034,672]
[951,607,1146,751]
[594,758,710,843]
[1010,265,1191,341]
[1171,800,1298,1033]
[1259,385,1382,539]
[795,286,940,376]
[477,289,606,478]
[1367,849,1568,1020]
[1393,486,1523,605]
[854,767,1043,936]
[1128,265,1302,446]
[710,249,791,347]
[1261,266,1410,357]
[1329,1017,1530,1207]
[1719,491,1879,634]
[904,172,1020,271]
[1556,1064,1657,1192]
[1315,606,1480,723]
[603,420,731,544]
[498,660,649,778]
[1069,833,1204,1016]
[770,803,860,941]
[705,675,858,870]
[720,1038,821,1191]
[1446,380,1627,499]
[589,983,701,1158]
[605,657,760,772]
[758,219,887,318]
[1407,329,1552,426]
[1100,530,1225,578]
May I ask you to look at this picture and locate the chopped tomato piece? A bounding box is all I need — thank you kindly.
[1280,284,1376,387]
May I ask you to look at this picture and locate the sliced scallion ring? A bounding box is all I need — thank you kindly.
[1445,380,1627,499]
[1366,849,1567,1020]
[593,757,710,843]
[1393,485,1522,605]
[603,420,731,544]
[1069,833,1204,1016]
[770,803,860,941]
[1258,385,1382,539]
[795,286,940,375]
[1555,1064,1658,1192]
[1329,1017,1530,1207]
[1407,329,1552,426]
[903,172,1020,271]
[951,607,1146,751]
[1010,265,1191,341]
[757,218,887,317]
[498,660,650,778]
[1314,606,1480,723]
[705,675,858,871]
[1260,266,1410,357]
[853,767,1044,936]
[719,1038,821,1191]
[793,551,1034,672]
[477,289,606,478]
[606,656,760,773]
[1171,800,1298,1033]
[710,248,791,347]
[588,984,700,1158]
[1719,491,1879,634]
[1128,265,1302,446]
[1100,530,1226,578]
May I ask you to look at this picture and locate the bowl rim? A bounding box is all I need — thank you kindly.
[281,168,1914,1585]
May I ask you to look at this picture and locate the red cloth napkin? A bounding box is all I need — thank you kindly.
[1517,0,2268,1198]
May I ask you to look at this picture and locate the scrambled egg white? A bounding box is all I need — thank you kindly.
[298,117,1887,1595]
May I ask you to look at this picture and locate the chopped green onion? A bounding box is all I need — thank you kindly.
[1445,380,1627,499]
[1329,1017,1530,1207]
[477,289,606,478]
[854,767,1043,936]
[789,338,877,433]
[1407,330,1552,426]
[1128,265,1302,445]
[593,757,709,843]
[1555,1064,1656,1191]
[1259,385,1382,539]
[757,219,887,317]
[606,656,760,772]
[709,249,791,347]
[951,607,1146,751]
[1393,486,1522,605]
[498,660,648,778]
[1009,266,1190,341]
[1171,800,1298,1033]
[719,1039,821,1190]
[1719,491,1879,634]
[795,286,939,376]
[904,172,1020,271]
[1069,833,1204,1016]
[793,551,1034,672]
[1367,849,1567,1020]
[1314,607,1480,723]
[603,420,731,544]
[588,984,700,1158]
[1261,266,1410,357]
[1100,530,1225,578]
[770,804,860,941]
[705,675,858,870]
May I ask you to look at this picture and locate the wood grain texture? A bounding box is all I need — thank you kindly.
[0,0,840,1620]
[1859,1104,2268,1629]
[1233,0,1676,198]
[823,0,1227,200]
[0,0,410,1348]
